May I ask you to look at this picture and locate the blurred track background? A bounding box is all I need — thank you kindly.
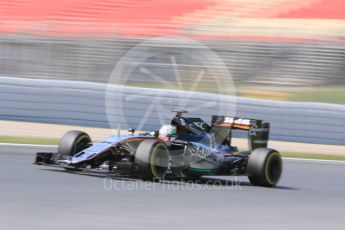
[0,0,344,147]
[0,2,345,229]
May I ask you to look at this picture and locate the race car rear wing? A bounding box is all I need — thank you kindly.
[211,116,270,150]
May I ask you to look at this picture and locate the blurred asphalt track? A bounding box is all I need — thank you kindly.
[0,144,344,230]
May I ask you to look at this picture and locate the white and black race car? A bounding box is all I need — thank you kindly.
[35,110,283,187]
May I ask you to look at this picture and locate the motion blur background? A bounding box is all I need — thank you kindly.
[0,0,344,146]
[2,3,345,230]
[1,0,345,102]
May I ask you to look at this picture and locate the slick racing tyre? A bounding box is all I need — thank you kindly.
[135,140,169,180]
[246,148,282,187]
[58,130,91,156]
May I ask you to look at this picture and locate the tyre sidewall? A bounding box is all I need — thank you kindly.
[135,140,169,180]
[246,148,282,187]
[58,130,91,156]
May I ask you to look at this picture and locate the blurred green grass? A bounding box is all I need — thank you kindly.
[126,82,345,105]
[281,152,345,161]
[0,135,59,145]
[291,87,345,105]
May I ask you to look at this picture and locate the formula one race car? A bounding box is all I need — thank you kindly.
[35,110,283,187]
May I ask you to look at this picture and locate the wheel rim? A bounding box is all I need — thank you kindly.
[73,135,90,154]
[266,154,282,184]
[150,144,169,178]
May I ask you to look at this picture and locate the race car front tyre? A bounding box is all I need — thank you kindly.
[246,148,282,187]
[58,130,92,156]
[135,140,169,180]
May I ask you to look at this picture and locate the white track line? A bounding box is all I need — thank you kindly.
[0,143,57,148]
[283,157,345,164]
[0,143,344,163]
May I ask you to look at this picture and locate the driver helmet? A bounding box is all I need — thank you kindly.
[159,125,177,140]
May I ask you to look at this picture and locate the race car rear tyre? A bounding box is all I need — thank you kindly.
[246,148,282,187]
[135,140,169,180]
[58,130,91,156]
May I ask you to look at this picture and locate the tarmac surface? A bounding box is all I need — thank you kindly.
[0,144,345,230]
